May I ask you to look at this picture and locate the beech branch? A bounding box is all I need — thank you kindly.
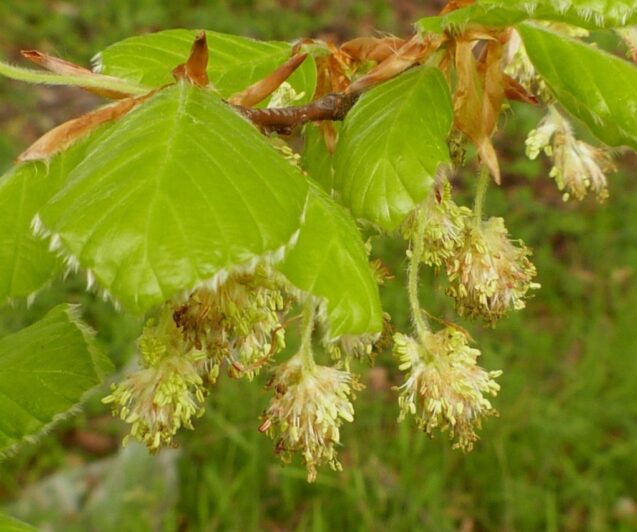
[231,92,360,134]
[228,33,439,134]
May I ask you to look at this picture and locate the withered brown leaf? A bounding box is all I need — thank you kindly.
[21,49,133,99]
[228,53,307,107]
[18,91,156,162]
[172,31,209,87]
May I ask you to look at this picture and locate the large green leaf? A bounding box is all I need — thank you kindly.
[0,133,104,305]
[0,163,60,305]
[418,1,637,34]
[279,186,383,338]
[333,66,453,231]
[94,29,316,103]
[519,22,637,150]
[38,83,309,313]
[0,304,112,455]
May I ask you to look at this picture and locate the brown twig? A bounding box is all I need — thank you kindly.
[232,91,360,134]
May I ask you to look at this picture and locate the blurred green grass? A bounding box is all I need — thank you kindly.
[1,1,637,531]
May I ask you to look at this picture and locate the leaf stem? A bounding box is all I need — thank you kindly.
[407,210,430,342]
[0,60,148,96]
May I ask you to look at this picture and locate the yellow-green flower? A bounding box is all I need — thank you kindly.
[103,311,209,451]
[260,354,360,482]
[174,267,287,380]
[446,217,539,324]
[402,181,472,267]
[526,107,615,201]
[393,329,501,451]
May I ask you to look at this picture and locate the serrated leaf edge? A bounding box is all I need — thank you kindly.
[0,304,109,460]
[31,192,306,314]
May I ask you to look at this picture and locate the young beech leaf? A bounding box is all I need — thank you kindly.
[0,304,112,456]
[418,0,637,34]
[278,185,383,338]
[334,66,453,231]
[519,22,637,150]
[94,29,317,104]
[0,164,61,305]
[37,83,309,313]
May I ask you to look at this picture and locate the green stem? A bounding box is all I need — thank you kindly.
[0,60,148,96]
[407,210,429,342]
[474,165,490,221]
[299,298,316,368]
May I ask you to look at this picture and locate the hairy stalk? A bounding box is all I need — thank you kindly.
[474,165,490,221]
[407,210,430,343]
[0,60,147,95]
[299,298,316,369]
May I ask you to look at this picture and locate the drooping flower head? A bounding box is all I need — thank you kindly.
[103,309,210,451]
[402,180,472,267]
[260,354,361,482]
[446,216,539,324]
[393,329,501,451]
[173,267,287,380]
[105,267,289,450]
[526,107,616,201]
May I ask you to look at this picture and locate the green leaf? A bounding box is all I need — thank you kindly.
[94,29,316,103]
[38,83,309,313]
[0,513,36,532]
[333,66,453,231]
[417,1,637,34]
[279,186,383,337]
[301,122,339,193]
[519,22,637,150]
[418,6,525,34]
[0,134,101,305]
[0,163,61,304]
[0,304,112,455]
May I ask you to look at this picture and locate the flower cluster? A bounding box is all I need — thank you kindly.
[260,353,361,482]
[325,334,375,366]
[268,81,305,108]
[173,267,287,381]
[103,309,210,452]
[446,217,539,324]
[105,268,288,450]
[526,107,616,201]
[402,180,472,267]
[393,329,501,451]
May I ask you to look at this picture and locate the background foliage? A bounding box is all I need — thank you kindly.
[0,1,636,530]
